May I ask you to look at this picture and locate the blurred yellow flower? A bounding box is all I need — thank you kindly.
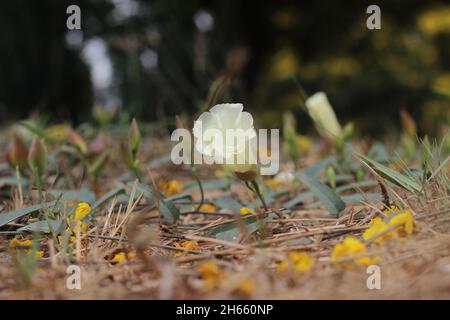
[67,221,89,235]
[127,251,137,259]
[277,261,289,273]
[362,217,393,243]
[174,240,199,257]
[46,124,69,142]
[199,204,216,212]
[265,178,279,189]
[384,205,401,216]
[272,10,297,30]
[323,57,360,77]
[111,252,127,263]
[214,170,224,178]
[197,260,225,290]
[111,251,135,264]
[74,202,92,221]
[9,238,32,248]
[160,180,182,196]
[235,279,255,296]
[240,207,256,215]
[277,251,314,273]
[35,251,45,258]
[418,7,450,36]
[58,234,76,244]
[290,252,315,272]
[270,48,300,79]
[432,73,450,95]
[331,237,380,268]
[297,135,311,153]
[388,210,416,236]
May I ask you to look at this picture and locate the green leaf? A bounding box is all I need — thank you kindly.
[17,219,63,233]
[48,188,95,204]
[360,155,422,193]
[134,183,180,224]
[147,153,172,168]
[297,171,346,216]
[335,180,379,193]
[0,176,29,188]
[158,199,180,225]
[212,196,242,212]
[0,163,10,172]
[92,187,126,209]
[0,202,56,228]
[283,191,312,209]
[321,174,353,184]
[303,157,336,177]
[183,179,229,191]
[208,213,276,242]
[367,142,390,162]
[165,192,193,204]
[19,121,50,143]
[308,193,382,207]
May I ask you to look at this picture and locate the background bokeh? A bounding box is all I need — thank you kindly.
[0,0,449,137]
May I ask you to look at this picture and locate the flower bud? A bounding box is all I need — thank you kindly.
[128,118,141,158]
[88,133,108,155]
[7,134,29,172]
[226,163,259,181]
[28,137,48,176]
[305,92,343,146]
[68,128,88,154]
[400,109,417,138]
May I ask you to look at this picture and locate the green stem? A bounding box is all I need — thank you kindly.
[131,158,143,182]
[191,165,204,211]
[36,173,43,203]
[250,180,268,211]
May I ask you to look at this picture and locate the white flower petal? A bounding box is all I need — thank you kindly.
[210,103,243,129]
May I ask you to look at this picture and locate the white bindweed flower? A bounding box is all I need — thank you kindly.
[305,92,343,146]
[193,103,258,180]
[274,171,295,184]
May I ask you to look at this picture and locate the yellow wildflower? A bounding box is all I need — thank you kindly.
[58,234,76,244]
[67,221,90,234]
[111,252,127,263]
[160,180,182,196]
[297,135,311,153]
[363,217,393,243]
[214,170,224,178]
[433,73,450,94]
[9,237,32,248]
[331,236,380,268]
[46,124,69,142]
[240,207,256,215]
[277,260,289,272]
[174,240,199,257]
[35,251,45,258]
[270,48,299,79]
[199,204,216,212]
[197,260,225,290]
[388,210,416,236]
[265,178,279,189]
[383,205,401,216]
[417,7,450,36]
[277,251,314,273]
[235,279,255,296]
[289,251,315,272]
[277,261,289,273]
[74,202,92,221]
